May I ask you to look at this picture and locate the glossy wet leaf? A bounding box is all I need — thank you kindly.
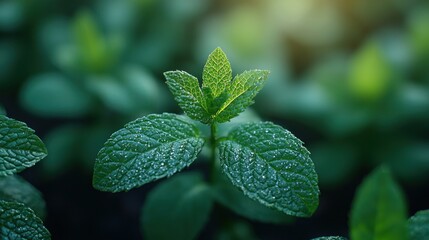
[141,172,212,240]
[213,69,268,123]
[164,71,210,123]
[218,122,319,217]
[213,173,293,224]
[93,113,204,192]
[409,209,429,240]
[350,167,408,240]
[0,200,50,240]
[0,115,47,177]
[0,175,46,219]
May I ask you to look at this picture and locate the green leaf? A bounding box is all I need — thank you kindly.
[214,70,269,123]
[19,73,92,118]
[0,175,46,219]
[218,122,319,217]
[141,172,212,240]
[0,115,47,177]
[202,47,232,99]
[409,210,429,240]
[93,113,204,192]
[350,167,409,240]
[311,237,347,240]
[213,172,293,224]
[164,71,210,123]
[0,200,51,240]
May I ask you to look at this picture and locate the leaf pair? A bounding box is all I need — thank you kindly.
[0,115,50,240]
[93,113,319,217]
[165,47,269,123]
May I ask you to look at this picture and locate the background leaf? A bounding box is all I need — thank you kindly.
[408,209,429,240]
[164,70,210,123]
[0,115,47,177]
[0,175,46,219]
[214,70,268,123]
[0,200,50,240]
[218,122,319,217]
[93,113,204,192]
[350,167,409,240]
[19,73,92,118]
[141,172,213,240]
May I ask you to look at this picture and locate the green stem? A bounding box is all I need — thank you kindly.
[210,123,218,182]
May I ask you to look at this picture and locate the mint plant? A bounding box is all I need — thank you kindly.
[93,48,320,239]
[0,115,51,240]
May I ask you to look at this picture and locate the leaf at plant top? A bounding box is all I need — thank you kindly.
[350,167,408,240]
[213,172,293,224]
[93,113,204,192]
[409,209,429,240]
[164,71,210,123]
[0,115,47,177]
[214,70,269,123]
[218,122,319,217]
[141,172,212,240]
[0,200,51,240]
[311,237,347,240]
[0,175,46,219]
[202,47,232,100]
[19,73,92,118]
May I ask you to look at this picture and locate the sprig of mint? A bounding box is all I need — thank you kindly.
[93,48,320,239]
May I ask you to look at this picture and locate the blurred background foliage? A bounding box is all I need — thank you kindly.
[1,0,428,239]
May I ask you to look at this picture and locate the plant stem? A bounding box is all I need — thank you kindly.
[210,123,218,182]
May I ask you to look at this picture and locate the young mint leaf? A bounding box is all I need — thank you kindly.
[218,122,319,217]
[409,210,429,240]
[0,200,51,240]
[214,70,269,123]
[350,167,409,240]
[93,113,204,192]
[202,47,232,100]
[213,173,293,224]
[0,115,47,177]
[0,175,46,219]
[164,71,210,123]
[141,172,212,240]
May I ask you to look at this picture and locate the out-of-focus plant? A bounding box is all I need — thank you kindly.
[0,115,50,239]
[313,166,429,240]
[93,48,320,239]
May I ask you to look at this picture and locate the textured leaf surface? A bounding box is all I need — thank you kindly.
[350,167,408,240]
[409,210,429,240]
[93,113,204,192]
[214,70,268,123]
[0,175,46,219]
[0,115,47,177]
[214,173,293,224]
[202,47,232,99]
[218,122,319,217]
[141,172,212,240]
[0,200,50,240]
[164,71,210,123]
